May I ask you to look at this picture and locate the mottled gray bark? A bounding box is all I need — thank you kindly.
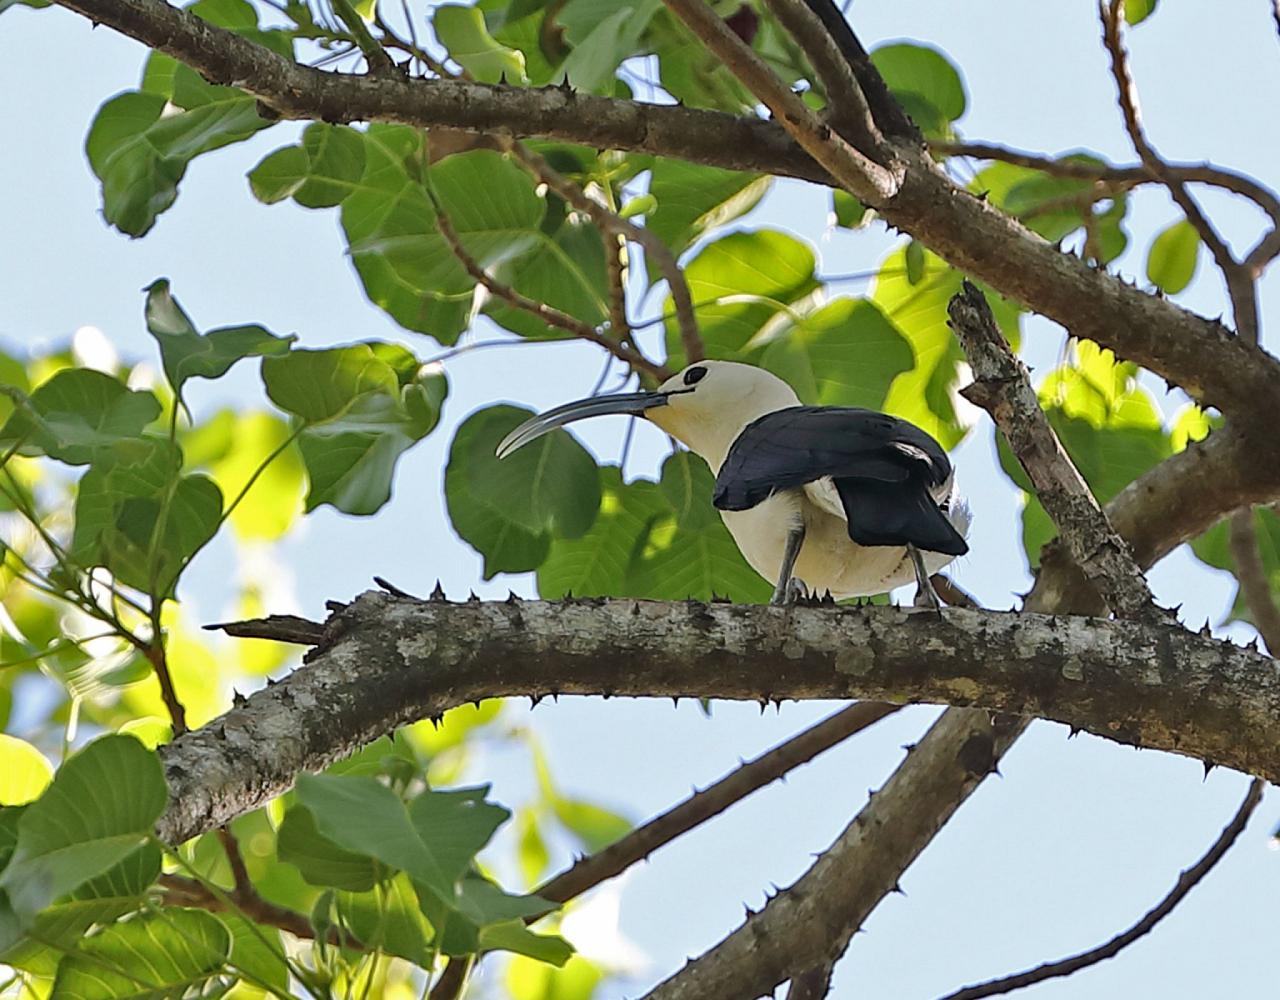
[158,595,1280,844]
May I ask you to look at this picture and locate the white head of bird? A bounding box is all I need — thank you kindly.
[496,360,968,607]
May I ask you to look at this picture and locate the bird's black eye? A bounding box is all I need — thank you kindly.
[683,365,708,386]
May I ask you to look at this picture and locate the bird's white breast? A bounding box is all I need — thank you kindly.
[719,483,966,600]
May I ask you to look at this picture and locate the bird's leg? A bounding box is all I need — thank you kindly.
[908,544,943,611]
[770,524,806,606]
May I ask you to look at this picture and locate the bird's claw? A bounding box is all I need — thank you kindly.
[770,577,810,606]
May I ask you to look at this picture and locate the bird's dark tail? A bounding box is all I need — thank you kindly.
[834,479,969,556]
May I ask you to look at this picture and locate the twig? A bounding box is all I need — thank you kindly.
[759,0,882,154]
[142,639,188,736]
[948,281,1160,620]
[1228,510,1280,654]
[159,874,327,943]
[536,701,900,906]
[936,778,1265,1000]
[218,827,253,900]
[429,192,671,381]
[1099,0,1260,340]
[603,229,633,347]
[497,137,703,366]
[656,0,902,207]
[932,140,1280,236]
[330,0,394,74]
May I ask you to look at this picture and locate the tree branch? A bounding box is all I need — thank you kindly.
[162,594,1280,845]
[949,281,1159,620]
[1228,509,1280,654]
[936,777,1264,1000]
[47,0,1280,423]
[1099,0,1259,340]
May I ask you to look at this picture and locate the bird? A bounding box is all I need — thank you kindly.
[496,360,969,607]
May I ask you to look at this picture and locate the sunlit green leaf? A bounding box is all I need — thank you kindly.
[556,0,660,93]
[0,736,51,806]
[434,4,528,84]
[0,735,166,919]
[667,229,817,366]
[646,159,771,276]
[832,189,868,229]
[50,908,230,999]
[1123,0,1157,24]
[1146,219,1199,294]
[756,298,914,411]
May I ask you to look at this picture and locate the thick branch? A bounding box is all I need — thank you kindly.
[160,595,1280,844]
[49,0,1280,422]
[937,777,1264,1000]
[949,281,1158,620]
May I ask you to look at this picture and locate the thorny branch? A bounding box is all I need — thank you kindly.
[936,778,1265,1000]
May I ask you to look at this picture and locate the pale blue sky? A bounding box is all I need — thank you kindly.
[2,1,1279,997]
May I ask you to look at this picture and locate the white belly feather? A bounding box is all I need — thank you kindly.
[719,482,968,600]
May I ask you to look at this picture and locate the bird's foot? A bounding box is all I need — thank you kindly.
[913,575,943,612]
[769,577,810,606]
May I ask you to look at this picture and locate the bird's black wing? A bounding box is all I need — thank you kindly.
[712,406,967,556]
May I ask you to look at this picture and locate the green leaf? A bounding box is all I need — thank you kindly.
[2,845,162,975]
[341,138,546,342]
[296,774,455,902]
[755,298,914,411]
[406,785,510,882]
[556,0,661,93]
[870,43,966,137]
[249,124,368,209]
[481,918,573,966]
[0,369,161,466]
[85,70,270,236]
[295,776,509,911]
[832,189,868,229]
[0,735,167,920]
[337,873,434,965]
[1146,220,1200,294]
[659,451,719,532]
[446,406,601,578]
[485,216,609,341]
[49,908,230,999]
[1123,0,1157,24]
[201,412,305,541]
[626,504,771,603]
[277,805,380,892]
[645,159,771,275]
[86,471,223,597]
[667,229,817,367]
[537,467,667,599]
[296,372,447,515]
[222,912,289,994]
[0,736,52,806]
[143,280,294,394]
[434,4,528,84]
[551,798,631,853]
[262,345,398,422]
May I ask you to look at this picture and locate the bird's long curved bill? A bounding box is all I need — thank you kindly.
[496,392,668,458]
